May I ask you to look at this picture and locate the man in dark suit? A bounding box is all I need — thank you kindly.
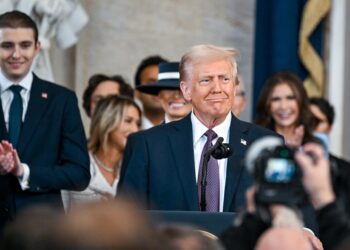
[119,44,278,212]
[0,11,90,229]
[310,97,350,217]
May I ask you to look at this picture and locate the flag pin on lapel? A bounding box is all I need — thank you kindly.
[41,92,48,99]
[240,139,247,146]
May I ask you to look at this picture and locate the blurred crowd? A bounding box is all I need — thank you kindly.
[0,10,350,250]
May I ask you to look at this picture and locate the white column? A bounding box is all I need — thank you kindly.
[327,0,346,156]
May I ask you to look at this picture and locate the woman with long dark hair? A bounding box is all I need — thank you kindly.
[255,71,318,147]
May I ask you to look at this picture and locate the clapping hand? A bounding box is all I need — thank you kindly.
[0,140,23,177]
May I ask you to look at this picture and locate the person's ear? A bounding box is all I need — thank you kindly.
[154,95,161,102]
[232,84,237,98]
[34,41,41,55]
[180,81,192,102]
[135,89,142,99]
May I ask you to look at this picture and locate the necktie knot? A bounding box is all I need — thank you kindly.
[204,129,217,142]
[9,85,23,94]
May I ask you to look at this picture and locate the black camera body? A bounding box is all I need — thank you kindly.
[246,137,307,207]
[253,145,307,206]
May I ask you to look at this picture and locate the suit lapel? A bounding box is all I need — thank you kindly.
[223,115,249,211]
[168,115,199,211]
[17,76,49,154]
[0,101,8,141]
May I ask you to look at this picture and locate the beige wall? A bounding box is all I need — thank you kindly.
[50,0,256,132]
[48,0,350,159]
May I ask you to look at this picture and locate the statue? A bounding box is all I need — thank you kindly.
[0,0,88,81]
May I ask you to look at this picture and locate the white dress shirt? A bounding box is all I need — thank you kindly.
[141,115,154,130]
[0,70,32,128]
[191,112,231,212]
[0,70,32,189]
[164,114,172,124]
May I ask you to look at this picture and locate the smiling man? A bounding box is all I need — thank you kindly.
[136,62,192,123]
[0,11,90,230]
[119,44,278,212]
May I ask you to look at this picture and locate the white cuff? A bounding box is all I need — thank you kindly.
[17,163,30,190]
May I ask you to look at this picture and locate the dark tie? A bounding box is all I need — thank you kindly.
[8,85,23,148]
[198,129,220,212]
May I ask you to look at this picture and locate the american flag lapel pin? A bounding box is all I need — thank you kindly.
[41,92,48,99]
[240,139,247,146]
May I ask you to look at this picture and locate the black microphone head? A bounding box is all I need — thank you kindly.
[211,137,233,159]
[216,137,224,144]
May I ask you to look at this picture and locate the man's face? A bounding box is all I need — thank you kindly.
[0,28,40,82]
[90,80,120,116]
[232,83,246,117]
[180,59,236,127]
[158,89,192,121]
[136,65,163,112]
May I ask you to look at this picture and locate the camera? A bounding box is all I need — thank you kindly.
[245,136,307,207]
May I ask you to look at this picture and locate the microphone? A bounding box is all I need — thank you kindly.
[210,137,233,159]
[200,137,233,211]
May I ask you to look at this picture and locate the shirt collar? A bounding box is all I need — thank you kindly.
[191,111,232,145]
[0,70,33,93]
[164,114,171,124]
[141,115,154,130]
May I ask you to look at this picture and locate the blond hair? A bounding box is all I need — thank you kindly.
[88,95,141,153]
[179,44,240,84]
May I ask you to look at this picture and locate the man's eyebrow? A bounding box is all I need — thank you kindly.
[0,41,14,44]
[1,40,33,45]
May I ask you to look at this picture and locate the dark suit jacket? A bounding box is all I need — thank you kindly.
[330,154,350,217]
[119,113,279,212]
[0,74,90,229]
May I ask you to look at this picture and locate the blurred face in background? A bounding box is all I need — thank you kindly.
[90,80,120,116]
[136,65,164,112]
[269,83,299,130]
[232,80,246,117]
[158,89,192,121]
[108,105,141,152]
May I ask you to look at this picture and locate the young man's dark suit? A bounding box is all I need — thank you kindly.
[119,113,279,212]
[0,74,90,228]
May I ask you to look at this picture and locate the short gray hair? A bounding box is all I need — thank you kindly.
[179,44,239,84]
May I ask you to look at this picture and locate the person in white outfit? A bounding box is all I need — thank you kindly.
[62,95,141,210]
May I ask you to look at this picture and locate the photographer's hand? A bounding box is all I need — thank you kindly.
[295,143,335,209]
[246,186,256,213]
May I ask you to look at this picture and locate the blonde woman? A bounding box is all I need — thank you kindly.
[62,95,141,210]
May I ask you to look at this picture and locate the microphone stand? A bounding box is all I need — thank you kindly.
[200,150,211,211]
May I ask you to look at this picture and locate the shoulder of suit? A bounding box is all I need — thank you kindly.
[233,117,279,137]
[34,74,75,95]
[330,154,350,168]
[130,117,188,140]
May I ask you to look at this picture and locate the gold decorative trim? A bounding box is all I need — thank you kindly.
[299,0,331,97]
